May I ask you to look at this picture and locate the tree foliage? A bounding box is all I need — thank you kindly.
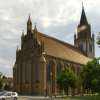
[4,84,9,90]
[81,58,100,93]
[0,72,3,89]
[57,67,78,94]
[97,32,100,46]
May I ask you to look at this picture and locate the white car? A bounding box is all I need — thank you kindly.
[0,91,18,100]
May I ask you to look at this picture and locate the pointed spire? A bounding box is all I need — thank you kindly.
[27,14,32,24]
[27,14,32,33]
[80,2,88,25]
[34,23,37,31]
[33,23,38,39]
[21,30,24,38]
[22,30,24,35]
[16,45,19,52]
[82,1,84,9]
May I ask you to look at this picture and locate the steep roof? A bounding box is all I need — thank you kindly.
[38,32,91,65]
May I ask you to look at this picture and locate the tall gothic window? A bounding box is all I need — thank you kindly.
[89,43,92,52]
[79,44,83,50]
[47,61,55,82]
[47,63,51,82]
[56,62,62,76]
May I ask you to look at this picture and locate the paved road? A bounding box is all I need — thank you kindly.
[18,96,81,100]
[18,96,50,100]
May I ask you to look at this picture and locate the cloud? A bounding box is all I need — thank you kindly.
[0,58,13,77]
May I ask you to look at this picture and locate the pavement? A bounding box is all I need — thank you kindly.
[18,96,49,100]
[18,96,80,100]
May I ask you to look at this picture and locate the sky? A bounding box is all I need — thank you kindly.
[0,0,100,77]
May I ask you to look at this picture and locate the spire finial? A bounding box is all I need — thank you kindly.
[35,22,37,27]
[27,14,32,33]
[34,22,37,30]
[29,13,31,19]
[27,13,32,24]
[17,45,19,51]
[22,30,24,36]
[22,29,24,33]
[82,1,84,9]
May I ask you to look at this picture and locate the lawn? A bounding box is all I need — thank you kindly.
[69,95,100,100]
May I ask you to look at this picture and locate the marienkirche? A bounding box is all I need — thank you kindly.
[13,5,95,95]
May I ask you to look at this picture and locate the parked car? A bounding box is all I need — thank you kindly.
[0,91,18,100]
[0,90,5,93]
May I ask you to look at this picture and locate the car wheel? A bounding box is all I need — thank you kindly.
[14,97,17,100]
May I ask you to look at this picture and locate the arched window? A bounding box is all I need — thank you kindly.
[79,44,83,50]
[47,60,55,82]
[47,63,51,82]
[89,43,92,52]
[56,62,62,76]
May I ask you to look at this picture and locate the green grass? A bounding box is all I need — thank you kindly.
[69,95,100,100]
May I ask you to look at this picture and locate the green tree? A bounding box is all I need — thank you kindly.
[97,32,100,46]
[81,58,100,93]
[0,72,3,89]
[4,84,9,90]
[57,67,78,95]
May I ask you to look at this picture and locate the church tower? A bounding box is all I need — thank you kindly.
[74,4,95,58]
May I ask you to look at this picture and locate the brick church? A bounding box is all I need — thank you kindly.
[13,5,95,95]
